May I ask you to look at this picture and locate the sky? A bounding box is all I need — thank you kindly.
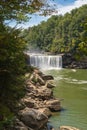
[9,0,87,29]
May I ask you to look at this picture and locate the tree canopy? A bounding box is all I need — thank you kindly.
[23,5,87,59]
[0,0,56,24]
[0,0,57,99]
[0,1,57,127]
[0,0,56,91]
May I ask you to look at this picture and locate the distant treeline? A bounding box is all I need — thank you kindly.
[23,5,87,59]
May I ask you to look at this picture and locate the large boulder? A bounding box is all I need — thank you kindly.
[26,84,53,100]
[45,99,61,111]
[29,72,45,85]
[60,126,80,130]
[37,75,46,85]
[25,81,36,92]
[38,108,52,117]
[18,108,48,130]
[12,118,31,130]
[36,87,53,100]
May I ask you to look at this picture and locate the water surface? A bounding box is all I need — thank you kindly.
[45,69,87,130]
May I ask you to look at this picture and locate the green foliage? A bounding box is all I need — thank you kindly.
[0,24,26,92]
[23,5,87,58]
[0,102,14,130]
[0,1,57,129]
[0,0,56,24]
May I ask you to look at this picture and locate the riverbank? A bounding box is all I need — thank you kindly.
[62,53,87,69]
[9,68,62,130]
[2,68,82,130]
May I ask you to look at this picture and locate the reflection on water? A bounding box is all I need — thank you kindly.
[44,69,87,130]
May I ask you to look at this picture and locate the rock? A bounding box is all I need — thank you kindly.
[13,126,28,130]
[21,97,35,108]
[45,99,61,111]
[42,75,54,81]
[45,81,55,88]
[34,69,44,77]
[38,108,52,117]
[62,53,87,69]
[21,97,45,109]
[36,87,53,100]
[25,73,30,78]
[60,126,80,130]
[47,122,54,130]
[12,118,29,130]
[29,72,45,85]
[37,75,45,85]
[18,107,48,130]
[26,81,36,91]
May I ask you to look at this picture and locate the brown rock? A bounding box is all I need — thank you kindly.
[13,118,29,130]
[45,81,55,88]
[60,126,80,130]
[45,99,61,111]
[37,87,53,100]
[34,69,43,76]
[22,98,35,108]
[37,75,45,85]
[38,108,52,117]
[18,108,48,130]
[42,75,54,81]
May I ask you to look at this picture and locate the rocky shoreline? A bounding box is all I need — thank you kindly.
[9,69,80,130]
[10,69,61,130]
[62,53,87,69]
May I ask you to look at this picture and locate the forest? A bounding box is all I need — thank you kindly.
[0,0,52,129]
[23,5,87,59]
[0,0,87,129]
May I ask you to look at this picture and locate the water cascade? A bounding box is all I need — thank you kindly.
[29,54,62,69]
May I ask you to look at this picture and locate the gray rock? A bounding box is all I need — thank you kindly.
[18,108,48,130]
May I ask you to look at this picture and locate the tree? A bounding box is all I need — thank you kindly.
[0,0,56,91]
[76,19,87,59]
[23,5,87,57]
[0,0,56,24]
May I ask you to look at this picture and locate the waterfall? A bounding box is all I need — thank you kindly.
[28,54,62,69]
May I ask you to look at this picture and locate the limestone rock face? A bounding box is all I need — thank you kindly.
[18,107,48,130]
[60,126,80,130]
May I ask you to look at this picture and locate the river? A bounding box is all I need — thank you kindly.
[44,69,87,130]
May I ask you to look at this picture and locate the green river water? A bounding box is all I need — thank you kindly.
[45,69,87,130]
